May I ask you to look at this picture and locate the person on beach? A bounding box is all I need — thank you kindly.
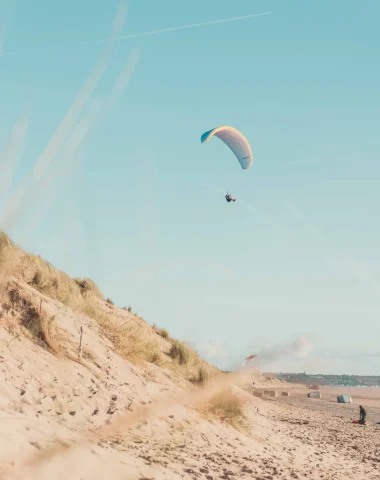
[359,405,367,424]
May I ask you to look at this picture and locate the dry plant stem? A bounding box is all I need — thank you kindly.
[78,326,83,360]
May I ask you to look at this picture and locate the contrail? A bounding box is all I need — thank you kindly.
[0,12,272,58]
[21,49,140,234]
[106,11,272,42]
[0,0,129,232]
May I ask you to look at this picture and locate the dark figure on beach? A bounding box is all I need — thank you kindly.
[359,405,367,424]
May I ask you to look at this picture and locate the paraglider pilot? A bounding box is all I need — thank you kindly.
[225,193,236,203]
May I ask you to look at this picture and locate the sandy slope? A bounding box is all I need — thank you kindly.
[1,276,379,479]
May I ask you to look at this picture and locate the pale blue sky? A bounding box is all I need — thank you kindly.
[1,0,379,375]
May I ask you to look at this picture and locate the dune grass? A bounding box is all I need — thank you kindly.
[166,338,218,383]
[0,234,156,365]
[82,304,160,365]
[74,277,103,299]
[8,286,61,353]
[0,230,218,379]
[169,340,190,365]
[200,387,248,432]
[153,325,170,340]
[151,324,218,381]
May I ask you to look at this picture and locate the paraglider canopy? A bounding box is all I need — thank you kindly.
[242,354,257,367]
[201,125,253,170]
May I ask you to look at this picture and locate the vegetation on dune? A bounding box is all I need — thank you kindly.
[200,387,248,432]
[73,277,103,299]
[167,338,218,383]
[153,324,170,339]
[0,231,219,381]
[169,339,191,365]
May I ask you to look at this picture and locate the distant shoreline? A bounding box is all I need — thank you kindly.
[264,372,380,388]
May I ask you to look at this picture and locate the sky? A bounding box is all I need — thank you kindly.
[0,0,379,375]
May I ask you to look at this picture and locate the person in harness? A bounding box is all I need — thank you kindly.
[225,193,236,203]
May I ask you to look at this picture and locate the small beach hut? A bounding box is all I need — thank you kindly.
[307,391,321,399]
[337,394,352,403]
[252,391,264,398]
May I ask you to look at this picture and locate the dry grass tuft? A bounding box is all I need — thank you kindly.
[153,324,170,339]
[169,340,190,365]
[20,254,84,307]
[147,350,162,365]
[200,387,248,431]
[197,365,211,384]
[166,338,219,382]
[0,231,23,283]
[6,288,54,350]
[0,231,15,255]
[23,313,56,349]
[155,326,170,339]
[74,278,103,299]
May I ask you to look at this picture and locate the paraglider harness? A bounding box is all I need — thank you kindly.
[225,193,236,203]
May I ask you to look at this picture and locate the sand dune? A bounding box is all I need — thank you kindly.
[0,236,379,479]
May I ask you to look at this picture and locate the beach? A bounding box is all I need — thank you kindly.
[0,241,379,480]
[276,385,380,410]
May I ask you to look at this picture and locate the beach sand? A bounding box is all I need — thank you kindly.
[0,271,379,479]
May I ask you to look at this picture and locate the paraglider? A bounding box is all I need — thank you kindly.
[200,125,253,170]
[201,125,253,204]
[242,354,257,367]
